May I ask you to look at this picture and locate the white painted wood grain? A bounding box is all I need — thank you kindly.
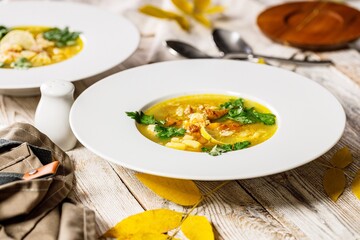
[109,163,299,240]
[67,146,145,236]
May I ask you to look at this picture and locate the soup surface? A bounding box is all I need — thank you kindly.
[130,94,277,156]
[0,25,83,69]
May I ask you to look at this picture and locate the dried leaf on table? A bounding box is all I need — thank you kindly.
[139,5,190,31]
[174,16,191,31]
[181,215,214,240]
[172,0,193,14]
[139,5,179,18]
[330,146,353,169]
[351,170,360,200]
[204,5,225,14]
[136,173,202,206]
[139,0,224,30]
[102,209,182,239]
[257,58,266,64]
[129,232,179,240]
[194,0,211,13]
[323,168,346,202]
[192,14,212,28]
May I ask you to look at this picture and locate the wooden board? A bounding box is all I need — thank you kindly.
[257,1,360,50]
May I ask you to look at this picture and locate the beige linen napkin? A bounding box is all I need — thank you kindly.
[0,123,96,240]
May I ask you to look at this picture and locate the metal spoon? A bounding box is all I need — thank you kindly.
[212,28,333,65]
[212,28,253,55]
[166,40,214,59]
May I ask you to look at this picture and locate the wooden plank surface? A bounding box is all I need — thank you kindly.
[109,164,298,240]
[0,0,359,239]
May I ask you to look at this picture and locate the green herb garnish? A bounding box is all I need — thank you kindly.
[201,141,251,156]
[43,27,80,48]
[0,26,8,40]
[220,98,245,110]
[250,109,276,125]
[126,111,185,139]
[126,111,163,125]
[0,62,4,68]
[154,125,186,139]
[221,98,276,125]
[10,57,32,69]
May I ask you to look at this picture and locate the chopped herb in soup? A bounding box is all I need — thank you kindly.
[127,94,277,156]
[0,26,83,69]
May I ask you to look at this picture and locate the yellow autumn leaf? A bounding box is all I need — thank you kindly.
[257,58,266,64]
[136,173,202,206]
[129,232,178,240]
[103,209,183,239]
[351,170,360,200]
[204,5,225,14]
[192,14,212,28]
[174,16,191,31]
[194,0,211,13]
[139,5,179,19]
[172,0,193,14]
[139,5,190,31]
[181,215,214,240]
[330,147,353,169]
[323,168,346,202]
[139,0,225,31]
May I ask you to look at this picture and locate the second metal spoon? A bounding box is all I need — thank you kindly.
[212,28,333,65]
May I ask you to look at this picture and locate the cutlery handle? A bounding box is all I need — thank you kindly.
[224,53,333,65]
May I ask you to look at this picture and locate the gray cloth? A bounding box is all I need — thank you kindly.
[0,123,96,240]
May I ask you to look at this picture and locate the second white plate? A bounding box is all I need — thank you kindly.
[0,1,140,93]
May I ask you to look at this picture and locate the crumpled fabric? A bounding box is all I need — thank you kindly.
[0,123,96,240]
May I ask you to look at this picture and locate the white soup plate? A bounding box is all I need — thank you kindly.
[70,60,346,180]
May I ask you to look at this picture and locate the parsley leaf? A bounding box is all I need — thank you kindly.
[227,108,258,124]
[126,111,160,125]
[221,98,276,125]
[220,98,244,110]
[154,125,186,139]
[43,27,81,48]
[126,111,186,139]
[0,26,8,40]
[233,141,251,150]
[10,57,32,69]
[126,111,185,139]
[202,141,251,156]
[251,110,276,125]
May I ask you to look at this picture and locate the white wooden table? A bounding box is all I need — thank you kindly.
[1,0,360,239]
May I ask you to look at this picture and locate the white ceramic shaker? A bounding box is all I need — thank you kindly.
[35,80,77,151]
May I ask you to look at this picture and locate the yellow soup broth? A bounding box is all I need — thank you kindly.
[0,26,83,69]
[137,94,277,153]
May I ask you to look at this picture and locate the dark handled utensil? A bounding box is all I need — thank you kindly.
[166,40,215,59]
